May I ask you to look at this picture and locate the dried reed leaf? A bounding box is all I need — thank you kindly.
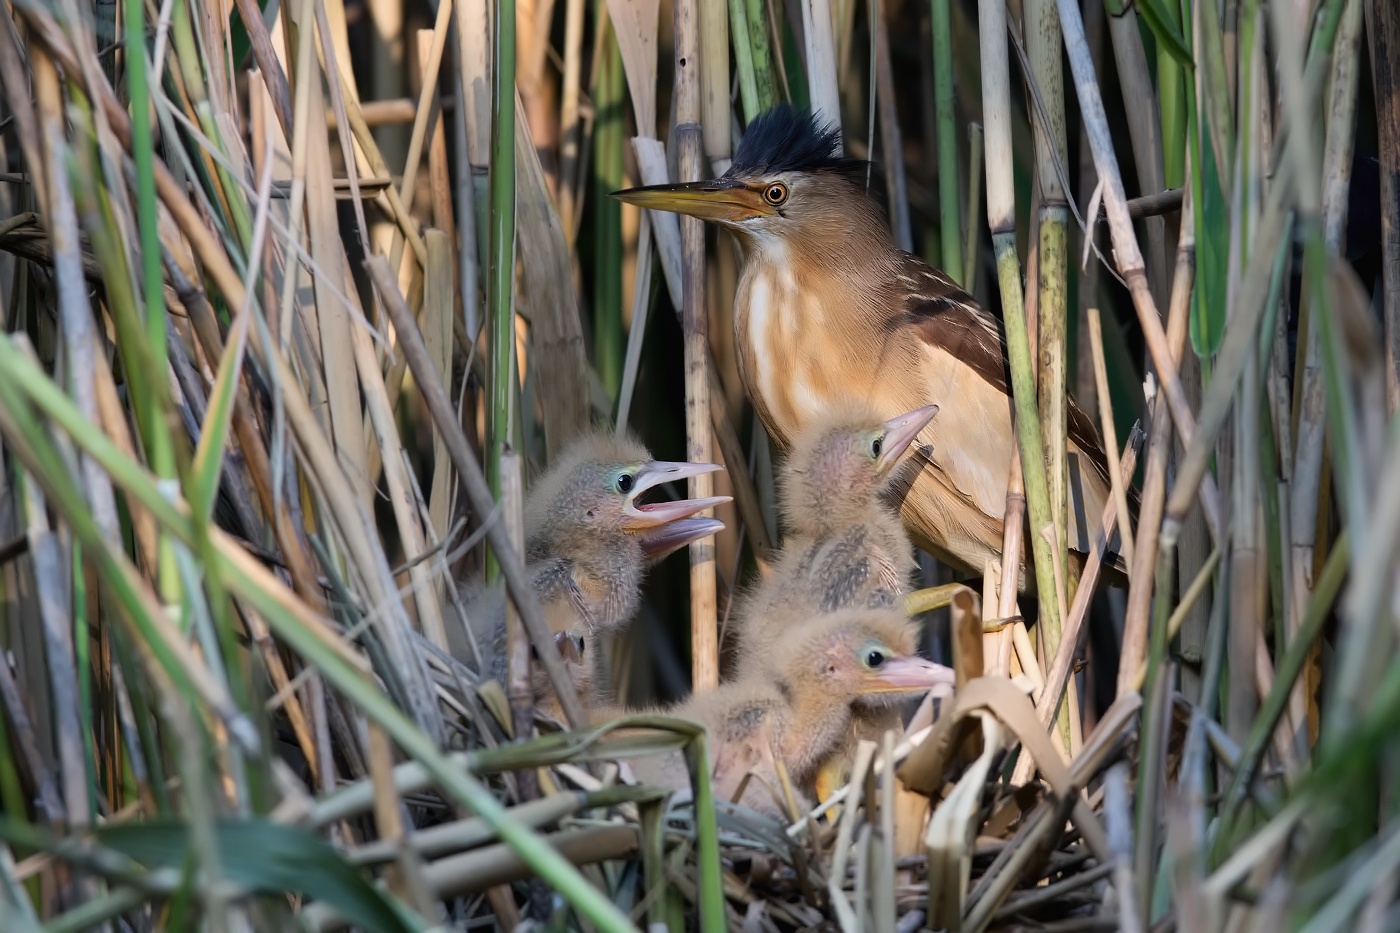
[925,712,1003,929]
[604,0,659,132]
[899,678,1110,863]
[515,94,592,456]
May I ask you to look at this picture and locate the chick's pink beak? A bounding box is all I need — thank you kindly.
[638,517,726,562]
[876,404,940,475]
[621,461,730,530]
[861,655,957,694]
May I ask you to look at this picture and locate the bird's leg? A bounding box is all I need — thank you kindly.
[814,756,849,808]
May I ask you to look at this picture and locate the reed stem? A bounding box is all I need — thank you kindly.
[930,0,963,280]
[674,0,720,692]
[980,0,1062,657]
[486,0,518,581]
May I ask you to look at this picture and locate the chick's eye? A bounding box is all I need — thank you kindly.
[616,473,635,493]
[871,437,883,458]
[763,182,789,205]
[864,648,887,668]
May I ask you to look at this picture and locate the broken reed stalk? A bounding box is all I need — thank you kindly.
[673,0,720,692]
[978,0,1062,643]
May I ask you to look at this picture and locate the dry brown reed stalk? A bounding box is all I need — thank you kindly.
[1086,308,1135,573]
[672,0,720,693]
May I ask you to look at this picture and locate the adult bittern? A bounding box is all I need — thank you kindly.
[731,401,936,680]
[619,609,955,817]
[614,106,1125,585]
[460,433,730,713]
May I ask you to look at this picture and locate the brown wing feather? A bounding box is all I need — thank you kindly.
[890,256,1139,518]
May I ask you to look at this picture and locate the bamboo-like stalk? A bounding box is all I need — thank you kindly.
[1025,0,1070,608]
[673,0,720,692]
[979,0,1061,639]
[930,0,963,280]
[486,0,518,578]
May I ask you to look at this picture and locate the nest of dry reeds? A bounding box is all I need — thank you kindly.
[0,0,1397,929]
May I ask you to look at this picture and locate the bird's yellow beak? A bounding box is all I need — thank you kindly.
[875,404,940,475]
[624,456,733,529]
[860,656,957,695]
[611,180,773,223]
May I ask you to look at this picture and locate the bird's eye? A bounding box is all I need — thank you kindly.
[871,437,883,458]
[763,182,789,205]
[864,648,887,668]
[616,473,635,494]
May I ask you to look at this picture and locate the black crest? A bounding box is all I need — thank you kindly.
[729,105,867,180]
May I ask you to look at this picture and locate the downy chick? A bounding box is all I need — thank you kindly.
[460,433,730,712]
[620,609,955,817]
[732,402,938,680]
